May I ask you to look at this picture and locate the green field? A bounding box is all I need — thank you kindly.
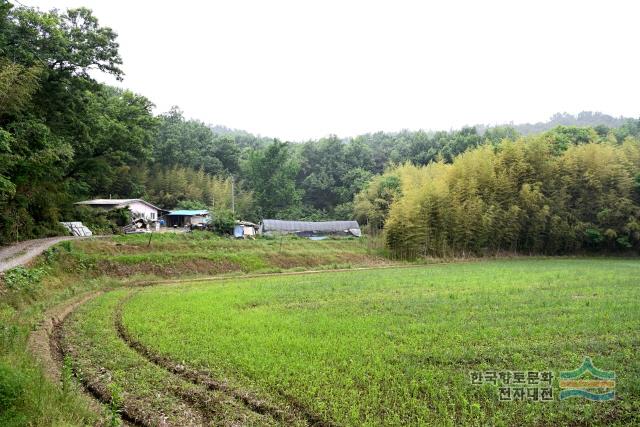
[0,234,391,426]
[65,259,640,426]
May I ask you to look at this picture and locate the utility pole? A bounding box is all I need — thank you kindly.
[210,194,215,230]
[231,176,235,215]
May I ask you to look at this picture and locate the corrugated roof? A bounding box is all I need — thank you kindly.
[261,219,360,232]
[76,198,136,205]
[75,198,162,211]
[167,210,209,216]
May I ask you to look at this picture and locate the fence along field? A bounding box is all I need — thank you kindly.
[62,259,640,426]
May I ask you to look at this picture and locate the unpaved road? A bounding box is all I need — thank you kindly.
[0,236,78,272]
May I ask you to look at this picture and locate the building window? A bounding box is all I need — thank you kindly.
[150,212,156,220]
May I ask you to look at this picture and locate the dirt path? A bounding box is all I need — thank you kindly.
[0,236,80,272]
[27,291,108,418]
[28,291,101,383]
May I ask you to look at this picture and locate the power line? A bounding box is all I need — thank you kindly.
[12,0,35,9]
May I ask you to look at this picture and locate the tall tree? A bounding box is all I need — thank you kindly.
[243,140,301,218]
[154,107,239,175]
[0,4,131,242]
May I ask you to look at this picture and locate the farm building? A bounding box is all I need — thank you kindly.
[260,219,361,237]
[75,198,163,221]
[234,221,258,239]
[163,210,210,227]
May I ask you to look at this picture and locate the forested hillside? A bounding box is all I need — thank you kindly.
[475,112,631,136]
[1,2,639,251]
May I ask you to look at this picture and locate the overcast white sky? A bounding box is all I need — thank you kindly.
[28,0,640,141]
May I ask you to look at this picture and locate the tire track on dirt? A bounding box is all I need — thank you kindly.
[28,290,143,426]
[27,291,239,427]
[53,293,208,425]
[28,291,101,384]
[54,298,151,426]
[32,264,448,426]
[62,292,231,426]
[114,291,333,427]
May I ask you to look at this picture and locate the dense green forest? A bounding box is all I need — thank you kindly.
[374,138,640,257]
[1,2,639,253]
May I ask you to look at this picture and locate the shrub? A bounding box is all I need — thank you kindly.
[584,228,604,247]
[210,209,235,235]
[106,208,132,227]
[0,362,23,417]
[616,236,632,249]
[67,206,130,234]
[2,267,45,292]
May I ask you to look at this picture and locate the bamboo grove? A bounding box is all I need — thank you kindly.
[373,136,640,257]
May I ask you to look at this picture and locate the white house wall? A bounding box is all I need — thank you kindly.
[127,201,158,220]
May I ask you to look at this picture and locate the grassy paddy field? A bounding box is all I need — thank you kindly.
[0,234,392,426]
[66,258,640,426]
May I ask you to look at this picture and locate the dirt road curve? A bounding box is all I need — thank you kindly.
[0,236,77,272]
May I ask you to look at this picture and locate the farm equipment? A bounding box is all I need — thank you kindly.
[123,218,151,234]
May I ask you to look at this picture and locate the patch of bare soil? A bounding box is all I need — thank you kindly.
[27,292,108,420]
[31,291,197,426]
[266,254,328,269]
[28,292,100,384]
[61,291,276,426]
[267,252,395,270]
[114,294,330,427]
[335,253,394,266]
[60,307,202,426]
[96,258,241,278]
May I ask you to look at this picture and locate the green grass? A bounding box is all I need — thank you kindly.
[0,233,390,425]
[0,275,108,426]
[2,233,639,426]
[64,289,283,426]
[65,233,392,279]
[118,259,640,426]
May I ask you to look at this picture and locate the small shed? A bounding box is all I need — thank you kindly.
[233,221,258,239]
[260,219,361,237]
[164,210,210,227]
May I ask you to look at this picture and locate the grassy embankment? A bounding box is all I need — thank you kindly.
[0,233,388,426]
[69,232,392,277]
